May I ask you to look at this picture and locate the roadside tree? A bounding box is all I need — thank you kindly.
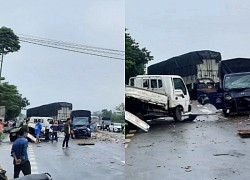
[0,82,29,120]
[0,26,20,83]
[125,30,153,84]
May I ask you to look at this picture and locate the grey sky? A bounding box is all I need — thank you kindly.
[0,0,124,113]
[126,0,250,66]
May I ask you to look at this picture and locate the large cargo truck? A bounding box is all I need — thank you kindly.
[26,102,72,122]
[70,110,91,138]
[147,50,221,99]
[198,58,250,116]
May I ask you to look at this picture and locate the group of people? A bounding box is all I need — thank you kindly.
[34,119,60,143]
[10,118,72,178]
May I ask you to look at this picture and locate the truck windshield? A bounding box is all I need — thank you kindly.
[72,117,89,126]
[224,74,250,89]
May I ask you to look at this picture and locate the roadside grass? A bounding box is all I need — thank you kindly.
[1,133,7,139]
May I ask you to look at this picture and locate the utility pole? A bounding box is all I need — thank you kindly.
[0,53,3,84]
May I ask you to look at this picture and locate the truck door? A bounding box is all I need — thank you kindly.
[173,78,190,112]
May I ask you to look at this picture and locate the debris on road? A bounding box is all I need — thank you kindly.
[238,129,250,138]
[213,153,230,156]
[138,142,154,148]
[78,142,95,146]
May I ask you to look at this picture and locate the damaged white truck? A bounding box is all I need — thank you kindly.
[125,75,192,131]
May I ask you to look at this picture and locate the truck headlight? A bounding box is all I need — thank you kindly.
[225,94,232,101]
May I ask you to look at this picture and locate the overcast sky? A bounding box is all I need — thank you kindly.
[126,0,250,67]
[0,0,124,113]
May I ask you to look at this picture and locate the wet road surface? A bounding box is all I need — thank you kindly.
[0,131,125,180]
[125,102,250,180]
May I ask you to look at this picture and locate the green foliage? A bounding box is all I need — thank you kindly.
[92,103,125,123]
[0,26,20,54]
[101,109,113,119]
[125,31,153,84]
[0,82,30,120]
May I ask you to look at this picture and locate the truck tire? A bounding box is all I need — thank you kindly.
[173,106,183,121]
[75,132,79,139]
[223,109,229,117]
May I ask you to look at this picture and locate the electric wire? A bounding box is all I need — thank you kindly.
[19,39,124,60]
[18,34,124,53]
[20,36,124,56]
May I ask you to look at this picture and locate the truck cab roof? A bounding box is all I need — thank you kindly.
[133,75,182,79]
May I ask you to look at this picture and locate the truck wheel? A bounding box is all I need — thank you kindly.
[10,136,17,142]
[223,109,229,117]
[75,132,78,139]
[173,106,182,121]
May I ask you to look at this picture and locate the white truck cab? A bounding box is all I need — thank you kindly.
[126,75,191,122]
[27,117,54,133]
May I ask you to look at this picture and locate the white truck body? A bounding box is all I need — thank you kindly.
[125,75,191,130]
[27,116,53,133]
[125,86,168,108]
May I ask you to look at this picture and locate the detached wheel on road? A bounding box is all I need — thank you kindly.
[173,106,183,121]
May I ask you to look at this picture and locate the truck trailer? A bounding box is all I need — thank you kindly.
[147,50,222,99]
[26,102,72,122]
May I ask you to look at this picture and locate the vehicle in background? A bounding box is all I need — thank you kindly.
[90,116,100,131]
[147,50,221,100]
[70,110,91,138]
[108,123,122,132]
[26,102,72,122]
[126,75,191,131]
[199,58,250,116]
[100,117,111,130]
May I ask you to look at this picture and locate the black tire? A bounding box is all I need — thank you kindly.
[223,109,229,117]
[173,106,183,121]
[75,132,79,139]
[10,135,17,142]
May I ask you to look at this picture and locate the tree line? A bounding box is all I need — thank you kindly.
[92,103,125,123]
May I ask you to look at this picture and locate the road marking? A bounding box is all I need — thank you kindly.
[125,139,131,143]
[28,144,38,174]
[125,130,137,149]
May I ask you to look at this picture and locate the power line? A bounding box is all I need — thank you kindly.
[18,34,125,60]
[19,39,124,60]
[18,34,124,53]
[19,36,124,56]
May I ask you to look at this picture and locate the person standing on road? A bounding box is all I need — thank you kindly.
[0,119,4,143]
[11,127,31,178]
[62,118,71,148]
[44,119,51,142]
[35,120,42,143]
[51,120,59,143]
